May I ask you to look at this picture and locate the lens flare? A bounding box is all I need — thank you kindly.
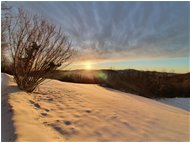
[98,72,108,80]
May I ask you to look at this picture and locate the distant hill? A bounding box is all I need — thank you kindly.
[47,69,190,98]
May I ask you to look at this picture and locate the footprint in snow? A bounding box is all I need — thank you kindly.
[64,120,72,125]
[85,108,92,113]
[29,100,41,109]
[41,112,48,116]
[44,108,50,112]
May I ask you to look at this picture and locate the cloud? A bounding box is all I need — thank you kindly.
[10,2,189,62]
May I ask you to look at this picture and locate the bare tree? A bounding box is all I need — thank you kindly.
[1,2,12,72]
[6,9,73,92]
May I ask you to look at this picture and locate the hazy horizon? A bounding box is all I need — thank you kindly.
[9,1,190,73]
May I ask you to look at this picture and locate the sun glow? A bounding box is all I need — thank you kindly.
[85,62,92,70]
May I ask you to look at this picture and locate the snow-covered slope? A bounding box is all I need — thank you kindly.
[2,73,190,142]
[158,98,190,111]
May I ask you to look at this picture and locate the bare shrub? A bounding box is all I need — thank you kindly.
[6,9,73,92]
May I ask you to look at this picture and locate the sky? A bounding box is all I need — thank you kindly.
[9,1,190,73]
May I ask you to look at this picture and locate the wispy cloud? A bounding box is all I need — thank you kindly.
[10,2,189,63]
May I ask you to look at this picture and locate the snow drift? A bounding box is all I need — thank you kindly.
[1,73,190,142]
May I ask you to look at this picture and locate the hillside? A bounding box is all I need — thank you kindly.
[48,69,190,98]
[2,73,189,142]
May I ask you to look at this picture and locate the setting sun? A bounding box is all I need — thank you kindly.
[85,62,92,70]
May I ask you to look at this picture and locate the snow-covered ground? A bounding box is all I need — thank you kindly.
[1,73,190,142]
[158,98,190,111]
